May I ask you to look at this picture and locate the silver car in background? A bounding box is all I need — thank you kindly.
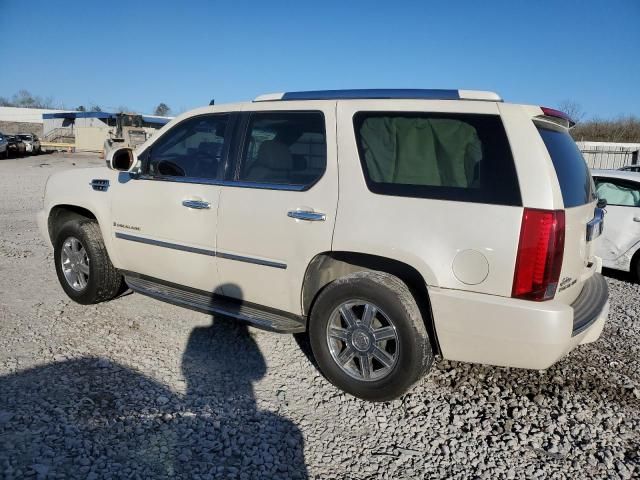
[17,134,41,154]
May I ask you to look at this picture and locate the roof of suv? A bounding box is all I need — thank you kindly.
[253,89,502,102]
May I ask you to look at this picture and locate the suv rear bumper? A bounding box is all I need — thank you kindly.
[429,273,609,370]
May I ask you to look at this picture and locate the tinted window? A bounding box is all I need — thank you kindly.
[239,112,326,187]
[536,125,594,208]
[595,177,640,207]
[146,114,229,180]
[354,112,521,205]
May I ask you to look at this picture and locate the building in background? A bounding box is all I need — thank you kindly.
[577,141,640,169]
[0,106,68,136]
[0,107,171,152]
[42,111,171,152]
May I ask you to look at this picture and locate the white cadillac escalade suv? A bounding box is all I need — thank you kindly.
[38,89,609,401]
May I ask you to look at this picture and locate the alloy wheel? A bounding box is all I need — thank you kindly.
[60,236,90,291]
[326,300,399,382]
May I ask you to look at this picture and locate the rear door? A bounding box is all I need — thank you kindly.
[216,103,338,314]
[535,121,600,303]
[593,176,640,265]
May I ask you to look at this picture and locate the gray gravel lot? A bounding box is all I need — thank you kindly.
[0,153,638,479]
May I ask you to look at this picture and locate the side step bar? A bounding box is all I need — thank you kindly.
[124,274,306,334]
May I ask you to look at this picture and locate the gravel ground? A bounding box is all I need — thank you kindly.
[0,153,638,479]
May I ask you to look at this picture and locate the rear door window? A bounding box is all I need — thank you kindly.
[353,112,521,206]
[238,111,326,188]
[536,124,595,208]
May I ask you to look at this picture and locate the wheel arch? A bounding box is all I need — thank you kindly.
[48,204,98,243]
[302,251,441,355]
[630,245,640,280]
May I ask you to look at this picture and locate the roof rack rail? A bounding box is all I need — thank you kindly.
[253,89,502,102]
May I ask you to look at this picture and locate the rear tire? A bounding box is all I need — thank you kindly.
[53,220,123,304]
[309,271,433,401]
[632,252,640,283]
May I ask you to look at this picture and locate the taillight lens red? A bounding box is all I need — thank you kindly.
[512,208,565,301]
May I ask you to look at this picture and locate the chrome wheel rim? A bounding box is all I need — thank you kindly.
[60,236,90,291]
[326,300,399,382]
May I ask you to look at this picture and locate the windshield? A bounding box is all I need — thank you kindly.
[17,135,32,141]
[536,124,595,208]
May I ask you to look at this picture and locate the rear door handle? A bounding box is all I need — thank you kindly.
[634,217,640,222]
[182,199,211,209]
[287,210,326,222]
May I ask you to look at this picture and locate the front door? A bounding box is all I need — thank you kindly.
[111,112,232,292]
[216,105,338,314]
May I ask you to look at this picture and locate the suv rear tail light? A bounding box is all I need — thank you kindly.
[512,208,565,301]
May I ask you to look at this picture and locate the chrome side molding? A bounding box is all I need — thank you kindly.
[115,232,215,256]
[114,232,286,268]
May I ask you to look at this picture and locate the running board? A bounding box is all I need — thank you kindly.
[124,274,306,334]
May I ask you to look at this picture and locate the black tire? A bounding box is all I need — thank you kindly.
[309,271,433,401]
[53,220,123,304]
[632,252,640,283]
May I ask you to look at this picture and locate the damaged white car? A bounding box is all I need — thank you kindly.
[593,169,640,278]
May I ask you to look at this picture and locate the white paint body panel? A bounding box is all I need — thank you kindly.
[110,178,222,292]
[334,99,522,296]
[40,167,119,257]
[430,285,608,369]
[216,101,338,313]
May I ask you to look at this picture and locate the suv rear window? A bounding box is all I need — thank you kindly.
[536,124,594,208]
[353,112,521,206]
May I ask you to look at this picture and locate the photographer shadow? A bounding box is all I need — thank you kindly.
[0,286,308,479]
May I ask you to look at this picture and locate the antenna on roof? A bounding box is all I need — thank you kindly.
[209,99,215,105]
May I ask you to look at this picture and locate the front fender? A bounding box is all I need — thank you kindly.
[43,167,120,264]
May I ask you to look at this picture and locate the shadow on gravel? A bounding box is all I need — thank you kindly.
[602,267,636,283]
[0,317,307,479]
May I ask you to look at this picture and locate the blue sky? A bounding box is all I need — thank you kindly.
[0,0,638,118]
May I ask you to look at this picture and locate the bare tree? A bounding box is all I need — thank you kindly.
[572,116,640,143]
[153,102,171,116]
[558,100,585,123]
[0,90,54,108]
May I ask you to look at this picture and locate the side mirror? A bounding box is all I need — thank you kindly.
[107,147,137,172]
[597,198,607,209]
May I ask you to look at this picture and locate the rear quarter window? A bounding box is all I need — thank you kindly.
[353,112,521,206]
[536,124,595,208]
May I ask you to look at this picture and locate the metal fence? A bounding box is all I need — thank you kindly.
[577,141,640,169]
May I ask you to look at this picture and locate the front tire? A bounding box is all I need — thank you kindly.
[54,220,123,304]
[309,271,433,401]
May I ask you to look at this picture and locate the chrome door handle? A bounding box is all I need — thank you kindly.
[287,210,326,222]
[182,199,211,209]
[634,217,640,222]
